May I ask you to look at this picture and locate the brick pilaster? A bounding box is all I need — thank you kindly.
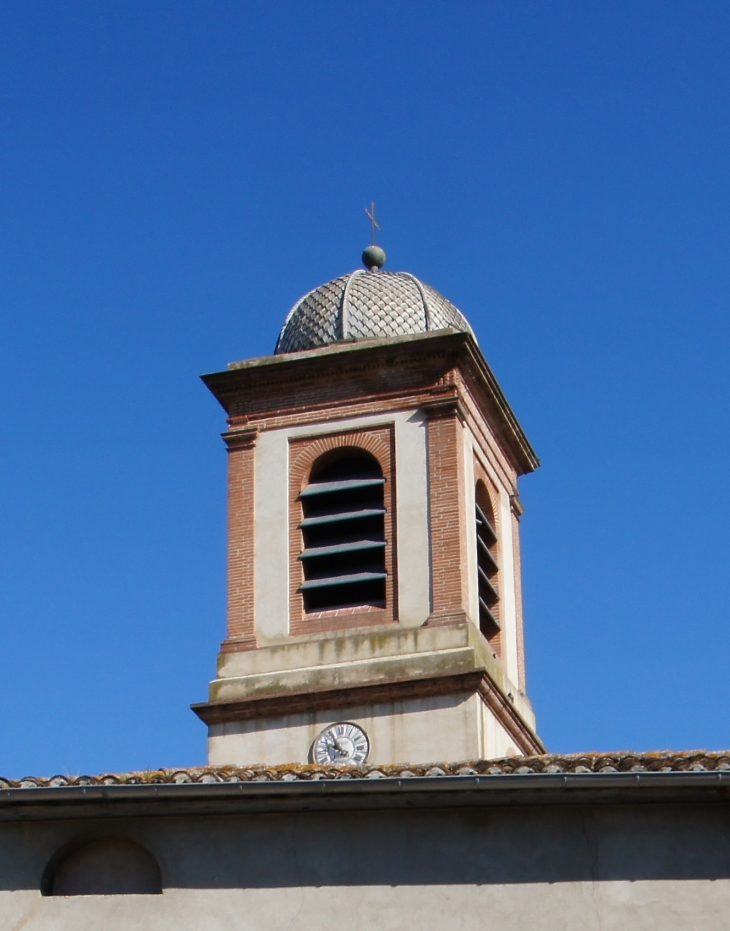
[221,427,258,652]
[424,396,469,625]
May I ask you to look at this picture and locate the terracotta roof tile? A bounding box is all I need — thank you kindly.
[3,750,730,788]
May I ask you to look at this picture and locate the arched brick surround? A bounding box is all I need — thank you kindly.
[288,425,397,636]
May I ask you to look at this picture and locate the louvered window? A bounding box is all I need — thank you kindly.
[475,485,500,639]
[298,454,387,612]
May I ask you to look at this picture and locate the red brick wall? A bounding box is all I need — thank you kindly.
[424,397,469,625]
[214,339,532,666]
[221,427,258,652]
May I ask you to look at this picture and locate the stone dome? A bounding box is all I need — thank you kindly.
[274,269,475,355]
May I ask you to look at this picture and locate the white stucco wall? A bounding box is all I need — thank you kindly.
[497,487,519,685]
[3,880,726,931]
[208,691,517,767]
[462,427,479,629]
[392,410,430,626]
[2,801,728,930]
[253,430,290,641]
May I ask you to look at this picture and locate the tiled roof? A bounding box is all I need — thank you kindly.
[274,270,474,354]
[4,751,730,788]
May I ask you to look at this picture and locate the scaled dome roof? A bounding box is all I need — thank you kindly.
[274,269,475,355]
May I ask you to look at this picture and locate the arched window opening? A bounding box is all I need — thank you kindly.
[299,452,387,612]
[475,483,500,645]
[41,838,162,896]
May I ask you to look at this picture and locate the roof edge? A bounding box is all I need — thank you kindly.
[0,770,728,822]
[202,330,539,475]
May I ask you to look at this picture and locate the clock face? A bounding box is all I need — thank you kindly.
[313,722,369,766]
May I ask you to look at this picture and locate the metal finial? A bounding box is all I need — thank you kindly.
[362,202,386,270]
[362,245,386,270]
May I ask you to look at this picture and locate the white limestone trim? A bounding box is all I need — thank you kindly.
[213,645,472,694]
[462,426,480,630]
[254,409,430,642]
[498,489,519,685]
[254,431,290,641]
[393,411,431,626]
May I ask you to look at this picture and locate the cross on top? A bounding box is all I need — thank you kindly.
[365,202,381,245]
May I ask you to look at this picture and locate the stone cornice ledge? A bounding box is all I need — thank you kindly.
[193,670,483,726]
[210,623,529,719]
[193,668,543,755]
[192,622,542,753]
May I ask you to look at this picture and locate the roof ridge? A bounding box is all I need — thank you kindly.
[339,268,365,340]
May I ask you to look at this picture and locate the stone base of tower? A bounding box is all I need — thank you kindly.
[205,692,526,768]
[192,623,544,767]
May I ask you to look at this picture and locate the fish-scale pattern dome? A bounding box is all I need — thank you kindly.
[274,269,474,355]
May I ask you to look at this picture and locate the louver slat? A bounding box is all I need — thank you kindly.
[479,597,501,630]
[300,571,388,590]
[299,455,387,612]
[299,478,385,498]
[475,504,498,544]
[299,540,386,560]
[299,508,385,528]
[477,566,499,602]
[476,535,498,571]
[475,493,499,639]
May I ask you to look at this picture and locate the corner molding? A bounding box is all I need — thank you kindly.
[477,674,545,755]
[509,493,524,518]
[222,427,259,451]
[192,671,484,725]
[421,394,467,423]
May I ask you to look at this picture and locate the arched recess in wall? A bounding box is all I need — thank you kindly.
[475,480,501,654]
[41,837,162,896]
[298,448,387,612]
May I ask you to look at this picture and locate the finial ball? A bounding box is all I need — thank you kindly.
[362,245,386,270]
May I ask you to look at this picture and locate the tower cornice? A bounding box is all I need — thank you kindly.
[202,330,540,476]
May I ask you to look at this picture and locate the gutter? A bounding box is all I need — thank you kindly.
[0,771,728,822]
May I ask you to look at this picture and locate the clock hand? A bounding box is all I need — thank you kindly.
[323,733,344,759]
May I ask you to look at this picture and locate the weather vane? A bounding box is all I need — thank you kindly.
[365,201,381,245]
[361,202,386,270]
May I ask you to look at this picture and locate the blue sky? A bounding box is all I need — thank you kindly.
[1,1,729,776]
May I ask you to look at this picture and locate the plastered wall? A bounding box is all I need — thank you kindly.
[2,802,729,930]
[208,691,519,766]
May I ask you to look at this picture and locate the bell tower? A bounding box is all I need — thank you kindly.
[192,246,544,765]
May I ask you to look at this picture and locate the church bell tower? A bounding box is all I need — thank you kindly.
[192,244,544,765]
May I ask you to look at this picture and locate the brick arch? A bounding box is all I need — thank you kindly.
[288,425,396,635]
[475,478,495,526]
[290,430,392,496]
